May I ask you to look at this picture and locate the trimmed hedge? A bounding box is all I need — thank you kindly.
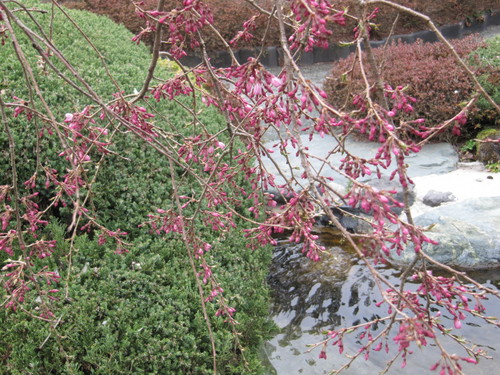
[0,0,231,232]
[61,0,499,51]
[1,2,274,374]
[0,221,274,374]
[0,0,161,228]
[329,0,499,42]
[62,0,278,51]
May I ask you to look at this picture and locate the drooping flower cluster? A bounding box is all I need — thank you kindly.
[288,0,346,51]
[133,0,214,59]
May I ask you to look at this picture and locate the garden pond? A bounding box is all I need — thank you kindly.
[262,232,500,375]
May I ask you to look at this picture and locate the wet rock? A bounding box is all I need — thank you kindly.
[315,206,364,233]
[422,189,456,207]
[391,197,500,269]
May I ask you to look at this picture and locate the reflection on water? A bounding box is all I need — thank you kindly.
[264,242,500,375]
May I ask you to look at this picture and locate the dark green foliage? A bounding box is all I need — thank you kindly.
[0,0,228,232]
[0,0,155,221]
[470,35,500,128]
[0,221,274,374]
[0,3,273,374]
[0,3,152,111]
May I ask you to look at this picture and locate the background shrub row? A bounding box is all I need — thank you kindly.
[61,0,499,51]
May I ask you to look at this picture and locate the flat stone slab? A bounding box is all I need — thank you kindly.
[261,134,458,188]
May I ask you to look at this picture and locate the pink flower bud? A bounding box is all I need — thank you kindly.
[462,357,477,364]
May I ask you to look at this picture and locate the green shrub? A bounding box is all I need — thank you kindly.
[0,0,156,226]
[0,0,230,233]
[0,221,274,374]
[0,3,273,374]
[470,35,500,128]
[323,36,490,141]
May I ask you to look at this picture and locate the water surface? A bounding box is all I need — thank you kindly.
[264,240,500,375]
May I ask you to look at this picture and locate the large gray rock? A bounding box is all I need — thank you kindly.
[392,197,500,269]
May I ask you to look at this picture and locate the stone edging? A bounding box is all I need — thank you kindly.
[179,9,500,68]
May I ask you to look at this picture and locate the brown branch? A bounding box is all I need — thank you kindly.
[167,157,218,375]
[132,0,166,102]
[0,95,26,251]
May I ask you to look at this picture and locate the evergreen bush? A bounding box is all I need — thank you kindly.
[0,221,274,374]
[470,35,500,128]
[0,1,230,231]
[0,3,274,374]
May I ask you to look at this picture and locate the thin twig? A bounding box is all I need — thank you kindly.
[133,0,166,102]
